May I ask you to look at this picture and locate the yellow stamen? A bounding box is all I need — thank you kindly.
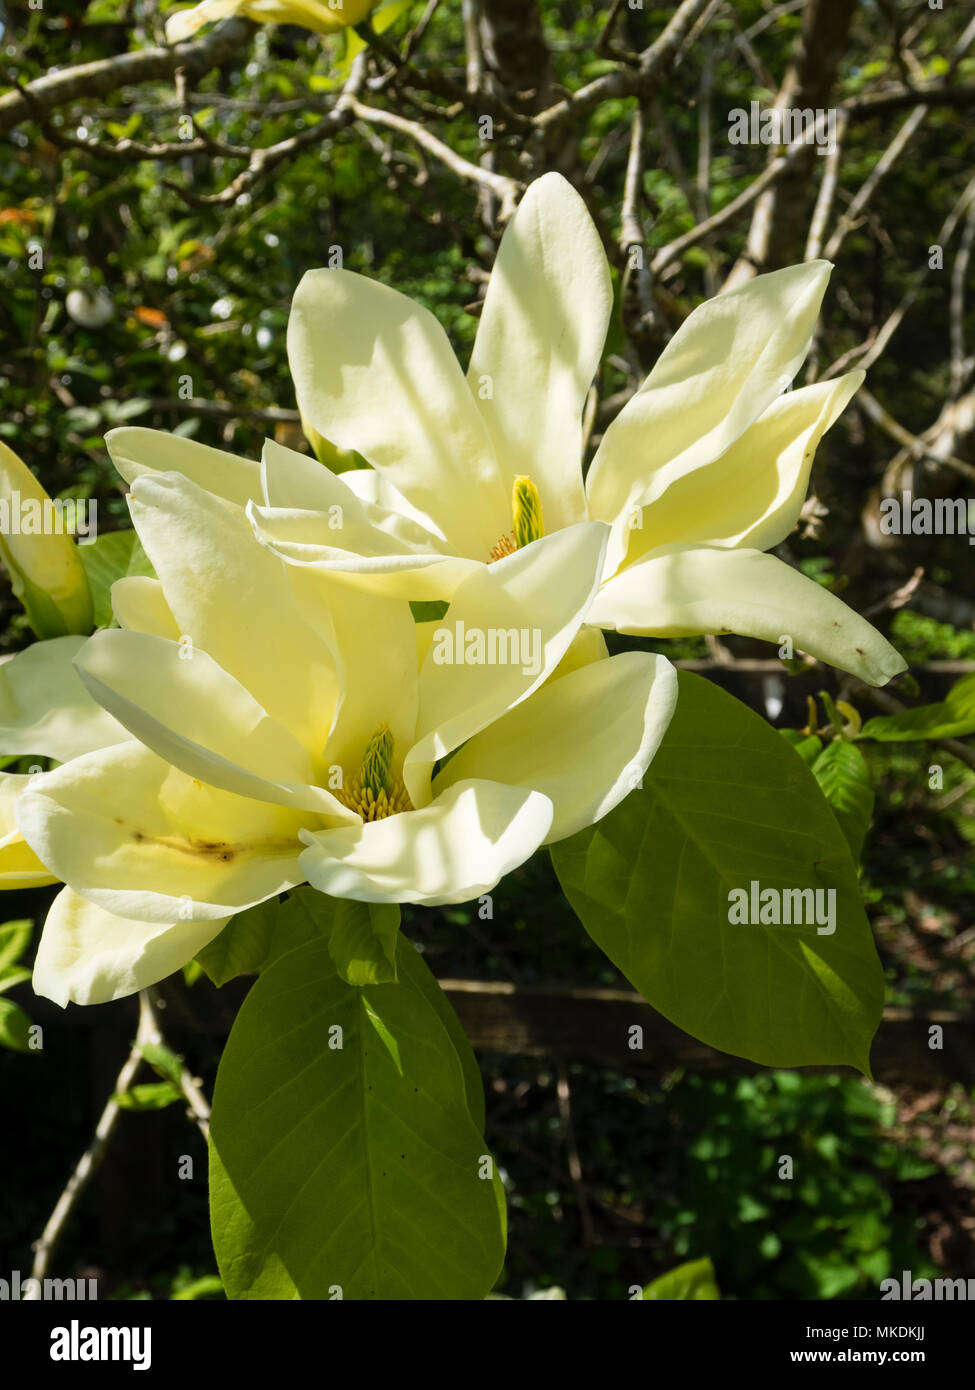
[335,723,413,822]
[335,775,414,822]
[489,533,516,563]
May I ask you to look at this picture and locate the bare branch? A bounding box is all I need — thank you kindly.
[349,98,522,220]
[534,0,713,132]
[0,18,255,137]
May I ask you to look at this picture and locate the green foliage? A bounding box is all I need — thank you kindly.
[77,527,136,627]
[658,1072,939,1301]
[114,1081,182,1111]
[0,996,34,1052]
[0,920,36,1053]
[327,898,400,986]
[642,1256,721,1301]
[810,740,875,861]
[860,673,975,743]
[552,673,884,1070]
[210,925,502,1300]
[195,896,281,986]
[889,611,975,663]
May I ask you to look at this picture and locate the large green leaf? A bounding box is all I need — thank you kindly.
[859,672,975,742]
[810,741,874,860]
[551,672,884,1071]
[210,931,502,1299]
[327,898,400,986]
[196,897,281,986]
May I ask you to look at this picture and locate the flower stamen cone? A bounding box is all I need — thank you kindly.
[511,474,544,550]
[361,722,393,797]
[336,723,413,822]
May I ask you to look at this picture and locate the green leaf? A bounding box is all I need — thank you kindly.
[78,529,136,627]
[0,919,32,971]
[0,965,32,994]
[170,1275,225,1301]
[643,1257,721,1300]
[0,996,34,1052]
[779,729,823,766]
[126,533,157,580]
[409,600,449,623]
[138,1041,184,1087]
[551,672,884,1072]
[210,932,502,1300]
[327,898,400,985]
[196,897,280,986]
[810,741,874,860]
[859,672,975,742]
[400,941,485,1134]
[114,1081,182,1111]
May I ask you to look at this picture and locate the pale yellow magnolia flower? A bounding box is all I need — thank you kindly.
[18,466,677,1006]
[165,0,379,43]
[0,440,93,639]
[0,636,129,887]
[262,173,906,688]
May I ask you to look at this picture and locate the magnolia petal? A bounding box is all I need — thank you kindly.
[127,472,338,755]
[299,778,553,906]
[467,173,612,532]
[0,636,128,761]
[110,576,181,639]
[0,773,57,887]
[436,651,678,843]
[627,371,864,558]
[590,545,907,686]
[16,743,309,923]
[165,0,242,43]
[551,624,609,683]
[404,522,609,805]
[33,887,228,1007]
[106,426,260,506]
[288,268,509,557]
[586,262,833,527]
[340,467,445,542]
[296,583,420,779]
[74,628,350,820]
[248,502,480,602]
[260,438,445,554]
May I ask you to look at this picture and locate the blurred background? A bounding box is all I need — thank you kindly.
[1,0,973,1299]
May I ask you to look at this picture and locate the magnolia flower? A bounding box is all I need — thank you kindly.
[18,465,676,1006]
[166,0,378,43]
[0,636,129,887]
[0,440,93,639]
[262,173,905,688]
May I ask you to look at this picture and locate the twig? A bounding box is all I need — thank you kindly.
[821,105,927,262]
[26,992,157,1292]
[804,107,848,260]
[821,173,975,379]
[349,98,522,220]
[950,197,975,396]
[534,0,713,132]
[0,18,255,136]
[555,1058,595,1247]
[141,993,211,1140]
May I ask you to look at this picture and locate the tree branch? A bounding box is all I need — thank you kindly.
[0,19,255,137]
